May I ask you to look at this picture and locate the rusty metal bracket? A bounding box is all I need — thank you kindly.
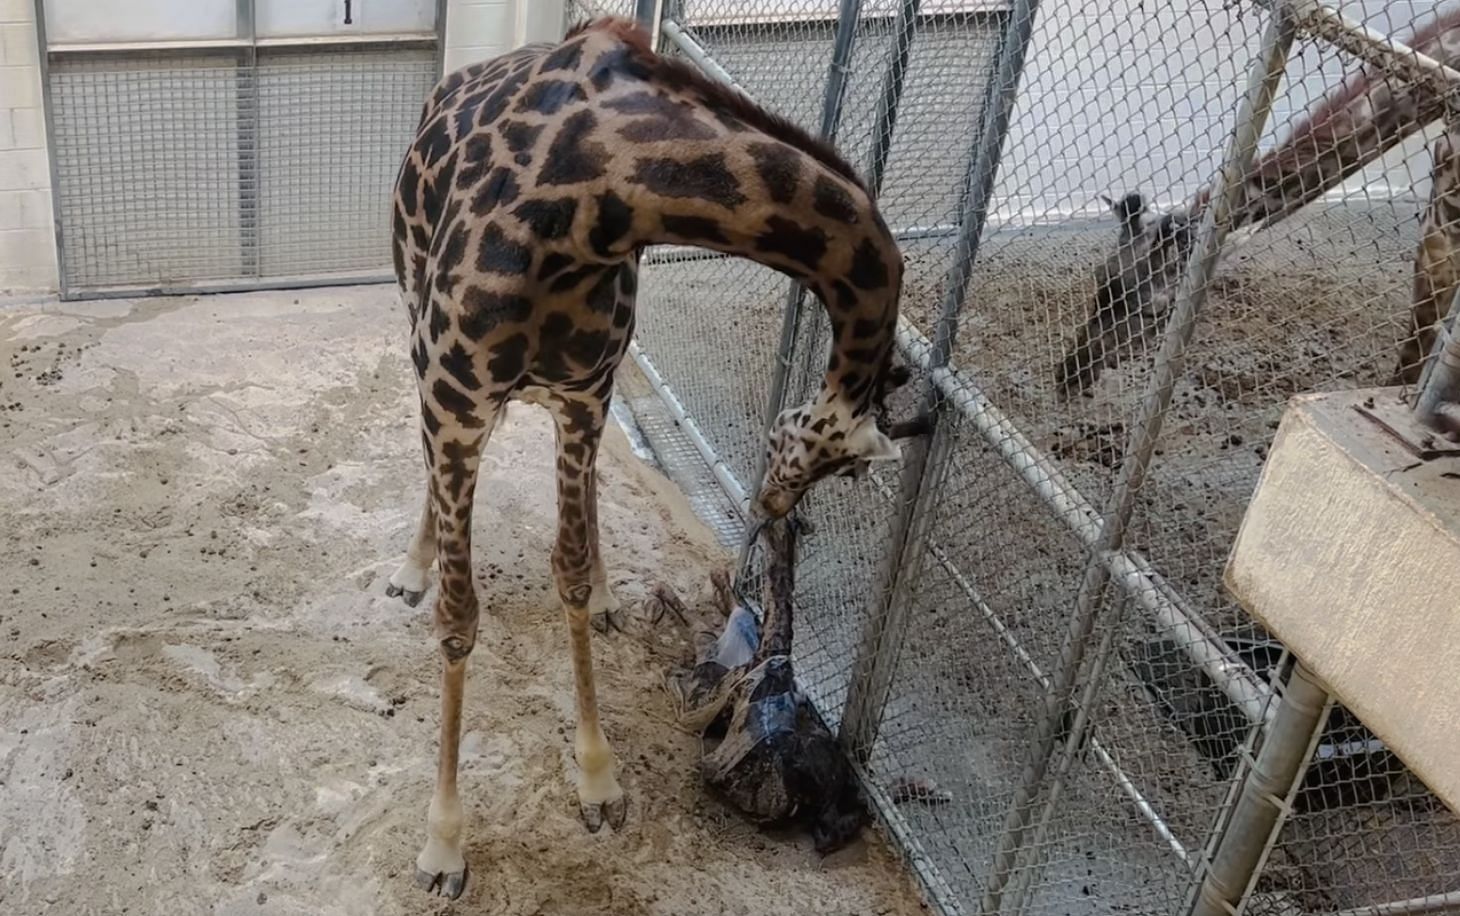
[1354,391,1460,460]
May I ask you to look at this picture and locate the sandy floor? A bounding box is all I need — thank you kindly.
[0,286,925,916]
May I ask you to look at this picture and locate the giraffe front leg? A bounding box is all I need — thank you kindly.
[550,399,626,831]
[387,496,435,607]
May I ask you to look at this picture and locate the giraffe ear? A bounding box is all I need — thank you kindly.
[846,416,901,463]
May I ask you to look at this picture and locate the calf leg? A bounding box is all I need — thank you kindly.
[550,396,626,831]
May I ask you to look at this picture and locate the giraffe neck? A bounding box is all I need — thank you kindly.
[567,21,904,416]
[1191,8,1460,232]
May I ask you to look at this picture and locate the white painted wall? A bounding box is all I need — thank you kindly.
[443,0,565,73]
[0,0,55,294]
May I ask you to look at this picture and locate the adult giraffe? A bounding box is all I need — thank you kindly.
[386,17,905,898]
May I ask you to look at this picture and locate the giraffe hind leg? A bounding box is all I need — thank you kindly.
[413,393,500,899]
[550,395,627,831]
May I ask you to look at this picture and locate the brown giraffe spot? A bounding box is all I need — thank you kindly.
[540,110,610,186]
[439,341,481,391]
[460,288,532,340]
[584,268,618,315]
[413,116,452,168]
[398,159,420,216]
[747,142,801,204]
[629,153,746,209]
[607,93,718,143]
[433,222,470,295]
[813,175,859,223]
[589,191,634,257]
[391,213,407,279]
[548,263,603,294]
[756,216,828,274]
[420,430,434,468]
[456,135,493,188]
[661,214,729,246]
[477,67,533,127]
[618,264,637,297]
[421,150,458,232]
[487,332,530,384]
[515,79,587,116]
[410,337,430,379]
[500,120,544,157]
[475,224,534,276]
[438,439,480,498]
[427,295,450,342]
[471,168,520,216]
[849,237,889,290]
[431,379,483,429]
[536,251,574,282]
[540,36,585,72]
[512,198,579,240]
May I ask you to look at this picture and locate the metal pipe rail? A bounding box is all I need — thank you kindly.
[894,319,1275,726]
[626,341,752,516]
[1285,0,1460,99]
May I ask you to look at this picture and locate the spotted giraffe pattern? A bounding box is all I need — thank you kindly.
[386,17,904,898]
[1059,9,1460,395]
[1397,122,1460,383]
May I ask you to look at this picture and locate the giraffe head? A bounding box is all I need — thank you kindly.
[756,356,913,519]
[756,398,901,518]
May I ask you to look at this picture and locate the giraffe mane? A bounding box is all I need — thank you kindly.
[565,17,869,194]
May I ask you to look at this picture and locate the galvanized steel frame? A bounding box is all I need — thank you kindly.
[624,0,1460,913]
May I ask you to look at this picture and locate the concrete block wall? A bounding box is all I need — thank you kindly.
[0,0,565,295]
[0,0,56,294]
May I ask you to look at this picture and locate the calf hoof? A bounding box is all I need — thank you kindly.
[580,795,628,833]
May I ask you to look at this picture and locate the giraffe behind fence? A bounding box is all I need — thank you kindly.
[385,17,905,899]
[1058,7,1460,395]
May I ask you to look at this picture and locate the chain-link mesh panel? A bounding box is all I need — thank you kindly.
[255,47,439,280]
[48,55,249,290]
[614,0,1460,913]
[46,46,437,294]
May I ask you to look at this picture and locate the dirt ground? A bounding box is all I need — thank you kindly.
[0,286,926,916]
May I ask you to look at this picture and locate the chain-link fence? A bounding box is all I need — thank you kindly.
[573,1,1460,913]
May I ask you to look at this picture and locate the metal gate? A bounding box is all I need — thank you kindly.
[34,0,445,299]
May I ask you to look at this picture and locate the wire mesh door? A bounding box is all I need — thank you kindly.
[36,0,443,299]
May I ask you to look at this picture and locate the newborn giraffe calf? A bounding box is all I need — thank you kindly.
[386,17,905,897]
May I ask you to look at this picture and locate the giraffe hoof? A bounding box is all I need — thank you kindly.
[580,795,628,833]
[385,583,426,607]
[414,862,469,899]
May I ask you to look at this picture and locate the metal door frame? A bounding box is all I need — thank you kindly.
[33,0,449,300]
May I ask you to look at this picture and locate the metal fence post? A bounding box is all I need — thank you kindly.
[1184,661,1334,916]
[864,0,923,198]
[839,0,1042,756]
[633,0,665,51]
[977,7,1299,913]
[735,0,864,571]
